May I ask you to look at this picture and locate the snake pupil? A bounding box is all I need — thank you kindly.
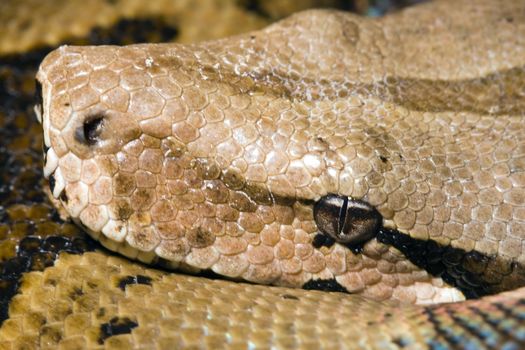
[314,194,381,245]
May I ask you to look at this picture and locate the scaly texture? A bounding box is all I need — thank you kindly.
[5,0,523,348]
[37,0,525,304]
[1,252,525,349]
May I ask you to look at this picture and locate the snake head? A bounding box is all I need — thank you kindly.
[36,39,471,305]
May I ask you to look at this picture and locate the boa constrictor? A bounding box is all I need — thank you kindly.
[30,0,525,348]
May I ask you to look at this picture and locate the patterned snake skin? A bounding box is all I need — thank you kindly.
[24,0,525,348]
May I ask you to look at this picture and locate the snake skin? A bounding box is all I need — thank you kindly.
[5,0,524,348]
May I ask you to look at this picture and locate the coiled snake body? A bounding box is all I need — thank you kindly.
[20,0,525,348]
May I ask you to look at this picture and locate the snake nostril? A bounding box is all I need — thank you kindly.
[313,194,381,245]
[75,114,105,145]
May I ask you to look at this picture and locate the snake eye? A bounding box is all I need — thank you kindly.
[313,194,381,245]
[75,114,105,145]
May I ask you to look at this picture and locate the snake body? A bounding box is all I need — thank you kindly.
[24,0,525,348]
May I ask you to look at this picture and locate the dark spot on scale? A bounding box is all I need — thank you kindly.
[69,287,84,300]
[303,278,347,293]
[116,202,133,220]
[97,308,107,318]
[316,137,327,143]
[393,337,411,348]
[379,155,388,163]
[64,102,70,107]
[48,173,56,193]
[250,35,256,40]
[282,294,299,300]
[98,317,138,344]
[76,114,105,146]
[187,227,215,248]
[312,233,335,249]
[45,278,58,287]
[117,275,152,291]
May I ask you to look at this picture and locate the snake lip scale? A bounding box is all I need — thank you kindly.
[20,0,525,347]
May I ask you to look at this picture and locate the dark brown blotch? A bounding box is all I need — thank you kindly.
[130,188,156,211]
[222,168,245,190]
[117,275,152,291]
[187,227,215,248]
[98,317,138,344]
[116,200,133,220]
[302,278,348,293]
[244,181,273,205]
[113,173,135,196]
